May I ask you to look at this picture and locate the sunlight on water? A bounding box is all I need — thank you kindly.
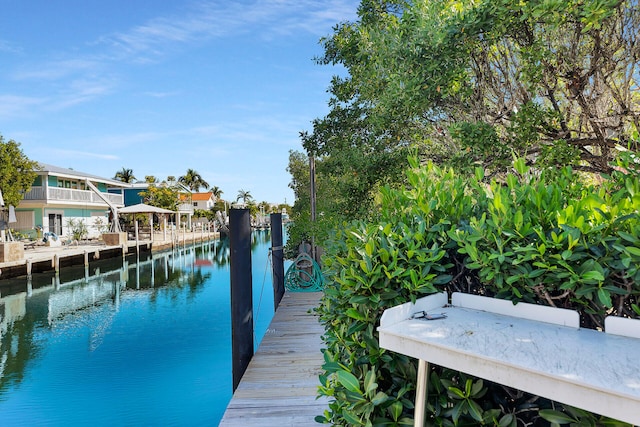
[0,230,287,426]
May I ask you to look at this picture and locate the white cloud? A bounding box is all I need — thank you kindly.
[0,95,46,119]
[41,148,120,161]
[98,0,358,61]
[2,0,357,117]
[49,78,116,110]
[143,91,180,98]
[0,39,21,54]
[11,59,99,81]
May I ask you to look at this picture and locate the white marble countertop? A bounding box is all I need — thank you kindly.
[378,293,640,424]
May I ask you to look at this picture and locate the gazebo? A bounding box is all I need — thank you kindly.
[117,203,175,242]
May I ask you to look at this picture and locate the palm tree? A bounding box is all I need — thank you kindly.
[210,186,223,199]
[113,167,136,183]
[236,189,253,205]
[178,168,210,192]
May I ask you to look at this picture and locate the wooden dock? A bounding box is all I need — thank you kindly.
[0,231,218,279]
[219,291,327,427]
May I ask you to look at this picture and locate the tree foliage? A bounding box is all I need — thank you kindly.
[210,185,223,199]
[113,167,136,183]
[139,184,179,210]
[317,155,639,426]
[236,189,253,204]
[179,168,209,192]
[314,0,639,177]
[0,136,39,207]
[299,1,640,424]
[285,149,354,258]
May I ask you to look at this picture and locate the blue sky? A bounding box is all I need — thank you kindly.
[0,0,359,204]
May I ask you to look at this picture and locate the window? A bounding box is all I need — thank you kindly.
[14,211,35,232]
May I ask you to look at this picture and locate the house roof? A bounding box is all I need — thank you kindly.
[192,192,214,201]
[37,163,129,187]
[118,203,175,214]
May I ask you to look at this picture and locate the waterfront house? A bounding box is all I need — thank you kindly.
[191,192,216,211]
[120,181,194,229]
[15,163,129,240]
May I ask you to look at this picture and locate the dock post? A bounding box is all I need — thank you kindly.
[270,213,285,310]
[26,259,32,277]
[135,221,140,254]
[53,254,60,274]
[229,208,253,391]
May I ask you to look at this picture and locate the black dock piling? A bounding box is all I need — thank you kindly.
[270,213,285,310]
[229,208,254,392]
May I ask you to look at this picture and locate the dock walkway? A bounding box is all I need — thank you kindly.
[219,291,327,427]
[0,231,217,279]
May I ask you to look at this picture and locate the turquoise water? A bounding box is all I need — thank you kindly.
[0,230,286,426]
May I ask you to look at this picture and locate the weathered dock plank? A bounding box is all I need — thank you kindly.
[219,291,327,427]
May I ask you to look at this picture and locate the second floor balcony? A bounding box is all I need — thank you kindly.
[22,186,124,206]
[177,203,194,215]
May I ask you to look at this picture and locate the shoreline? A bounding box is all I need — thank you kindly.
[0,231,220,280]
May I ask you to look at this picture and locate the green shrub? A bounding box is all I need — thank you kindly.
[66,218,88,241]
[316,156,638,426]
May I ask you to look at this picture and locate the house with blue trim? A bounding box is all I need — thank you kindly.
[15,163,129,240]
[119,181,194,229]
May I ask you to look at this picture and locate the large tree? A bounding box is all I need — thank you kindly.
[139,184,179,210]
[0,136,39,207]
[312,0,639,177]
[235,189,253,205]
[179,169,209,192]
[290,0,640,253]
[210,185,223,199]
[285,149,347,257]
[113,167,136,183]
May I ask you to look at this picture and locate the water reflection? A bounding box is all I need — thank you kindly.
[0,231,275,426]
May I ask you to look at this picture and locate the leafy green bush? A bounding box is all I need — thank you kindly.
[66,218,88,242]
[316,156,639,426]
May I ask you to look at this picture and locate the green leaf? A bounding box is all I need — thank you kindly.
[582,270,604,282]
[447,386,466,399]
[538,409,577,424]
[470,379,484,397]
[388,401,403,421]
[467,399,484,421]
[498,414,515,427]
[365,239,375,257]
[626,246,640,257]
[336,370,361,394]
[342,409,364,426]
[618,231,638,243]
[597,287,612,308]
[433,274,453,285]
[346,308,366,321]
[370,391,388,406]
[364,369,377,394]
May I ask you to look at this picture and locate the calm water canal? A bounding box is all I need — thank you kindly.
[0,229,287,426]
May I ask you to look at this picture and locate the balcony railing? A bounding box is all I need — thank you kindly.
[22,186,124,206]
[177,203,194,215]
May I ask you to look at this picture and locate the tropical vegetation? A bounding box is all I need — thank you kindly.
[236,189,253,205]
[0,136,39,208]
[284,0,640,425]
[316,155,639,426]
[113,167,136,183]
[179,168,210,192]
